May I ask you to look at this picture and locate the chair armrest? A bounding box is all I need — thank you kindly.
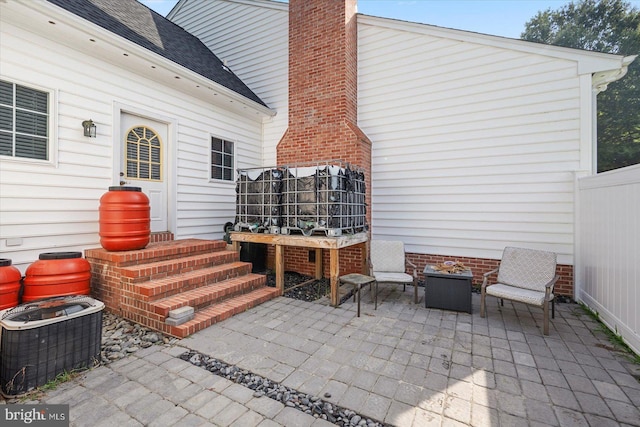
[407,259,418,277]
[482,268,499,289]
[545,275,560,288]
[544,275,560,301]
[483,268,499,278]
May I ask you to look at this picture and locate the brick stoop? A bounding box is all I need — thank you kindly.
[85,239,280,338]
[150,231,174,243]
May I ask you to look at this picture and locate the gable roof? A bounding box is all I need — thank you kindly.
[46,0,267,107]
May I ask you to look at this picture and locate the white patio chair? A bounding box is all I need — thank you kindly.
[370,240,418,304]
[480,246,559,335]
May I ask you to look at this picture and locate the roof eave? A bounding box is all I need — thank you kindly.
[31,0,275,119]
[593,55,638,94]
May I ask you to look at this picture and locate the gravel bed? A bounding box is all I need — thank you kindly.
[181,350,392,427]
[100,312,179,363]
[265,270,332,302]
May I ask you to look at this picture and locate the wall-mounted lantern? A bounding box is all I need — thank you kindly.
[82,119,97,138]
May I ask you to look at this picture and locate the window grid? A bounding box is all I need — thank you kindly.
[211,137,234,181]
[125,126,162,181]
[0,79,49,160]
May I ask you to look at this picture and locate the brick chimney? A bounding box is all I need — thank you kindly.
[277,0,371,172]
[275,0,372,278]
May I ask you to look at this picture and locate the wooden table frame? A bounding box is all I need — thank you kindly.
[230,232,369,306]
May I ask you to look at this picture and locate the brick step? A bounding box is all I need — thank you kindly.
[120,250,239,282]
[167,286,281,338]
[133,261,253,300]
[85,238,227,267]
[87,238,279,340]
[150,273,267,317]
[150,231,174,243]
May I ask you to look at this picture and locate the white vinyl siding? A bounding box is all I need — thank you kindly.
[170,0,289,166]
[0,21,262,271]
[167,2,629,268]
[358,17,583,265]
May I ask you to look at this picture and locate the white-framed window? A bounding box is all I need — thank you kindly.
[0,78,52,161]
[210,136,234,181]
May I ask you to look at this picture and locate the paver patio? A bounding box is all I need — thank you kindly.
[32,287,640,426]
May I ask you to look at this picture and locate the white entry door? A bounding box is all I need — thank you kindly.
[120,113,168,232]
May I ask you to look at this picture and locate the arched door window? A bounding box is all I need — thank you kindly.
[125,126,162,181]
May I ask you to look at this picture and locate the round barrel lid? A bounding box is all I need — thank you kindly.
[108,186,142,192]
[38,252,83,260]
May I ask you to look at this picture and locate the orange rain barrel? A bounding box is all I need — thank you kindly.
[0,259,22,310]
[22,252,91,302]
[99,186,150,251]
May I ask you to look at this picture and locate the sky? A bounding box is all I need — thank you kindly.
[140,0,640,39]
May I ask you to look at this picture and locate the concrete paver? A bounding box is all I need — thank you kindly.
[6,289,638,427]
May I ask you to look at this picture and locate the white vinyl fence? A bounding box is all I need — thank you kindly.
[576,164,640,355]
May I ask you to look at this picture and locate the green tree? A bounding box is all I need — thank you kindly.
[522,0,640,172]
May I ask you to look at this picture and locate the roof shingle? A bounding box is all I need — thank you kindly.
[47,0,267,107]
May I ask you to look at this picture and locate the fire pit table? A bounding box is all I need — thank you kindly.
[423,265,473,313]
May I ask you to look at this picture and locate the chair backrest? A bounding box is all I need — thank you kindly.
[370,240,406,273]
[497,247,557,292]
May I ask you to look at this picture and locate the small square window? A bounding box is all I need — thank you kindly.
[211,137,234,181]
